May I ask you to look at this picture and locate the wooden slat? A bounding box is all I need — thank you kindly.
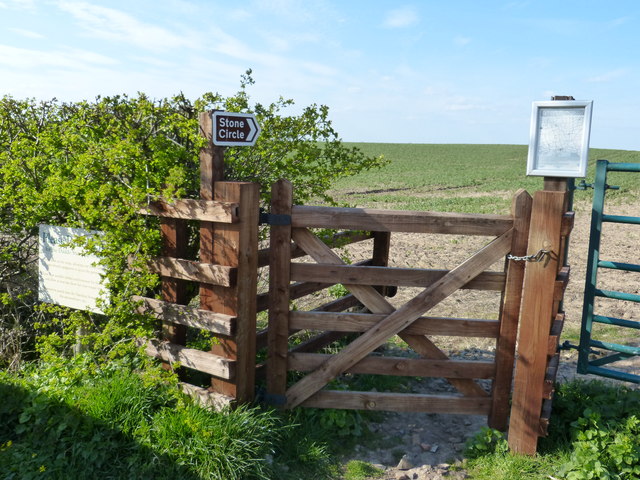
[547,313,565,356]
[290,264,506,291]
[144,339,235,379]
[180,382,234,411]
[285,227,513,408]
[289,352,496,379]
[561,211,575,237]
[133,295,235,336]
[141,198,239,223]
[508,190,566,455]
[148,256,235,286]
[301,390,492,415]
[489,189,532,431]
[267,179,293,397]
[553,266,570,301]
[292,205,513,236]
[289,311,500,338]
[233,182,260,403]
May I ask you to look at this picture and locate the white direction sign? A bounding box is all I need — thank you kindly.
[212,111,261,147]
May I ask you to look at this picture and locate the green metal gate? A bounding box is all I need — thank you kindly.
[578,160,640,382]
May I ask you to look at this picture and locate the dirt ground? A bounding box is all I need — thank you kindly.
[330,198,640,479]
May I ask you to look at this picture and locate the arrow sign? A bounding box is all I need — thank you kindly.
[212,111,261,147]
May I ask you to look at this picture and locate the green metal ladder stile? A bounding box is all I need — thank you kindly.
[578,159,640,383]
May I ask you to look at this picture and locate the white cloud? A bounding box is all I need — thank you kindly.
[383,6,419,28]
[10,28,44,39]
[587,69,627,83]
[56,1,198,52]
[0,44,117,69]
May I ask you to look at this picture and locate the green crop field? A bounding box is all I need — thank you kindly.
[329,144,640,213]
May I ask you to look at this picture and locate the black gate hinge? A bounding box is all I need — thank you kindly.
[259,209,291,226]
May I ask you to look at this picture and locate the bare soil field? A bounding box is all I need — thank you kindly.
[333,198,640,479]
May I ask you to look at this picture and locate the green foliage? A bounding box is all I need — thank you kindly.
[548,381,640,480]
[465,380,640,480]
[327,283,350,299]
[343,459,384,480]
[0,356,290,479]
[465,427,508,459]
[0,71,384,363]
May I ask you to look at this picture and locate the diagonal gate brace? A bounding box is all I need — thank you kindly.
[285,227,514,408]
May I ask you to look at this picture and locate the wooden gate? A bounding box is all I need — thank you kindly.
[266,179,532,430]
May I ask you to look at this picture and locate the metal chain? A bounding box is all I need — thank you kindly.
[507,249,550,263]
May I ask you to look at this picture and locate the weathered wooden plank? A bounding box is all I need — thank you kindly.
[144,339,235,379]
[290,264,506,291]
[301,390,492,415]
[289,352,496,379]
[234,182,260,403]
[489,189,532,431]
[508,190,566,455]
[141,198,239,223]
[554,266,570,301]
[291,205,513,236]
[289,311,500,338]
[268,179,293,397]
[561,211,575,237]
[179,382,234,411]
[148,256,234,286]
[133,295,235,336]
[285,228,513,408]
[547,313,565,357]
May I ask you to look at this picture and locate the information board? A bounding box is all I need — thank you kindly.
[38,225,108,314]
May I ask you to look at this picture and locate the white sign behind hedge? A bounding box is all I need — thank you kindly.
[38,225,108,314]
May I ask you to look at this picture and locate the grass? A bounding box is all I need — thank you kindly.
[0,355,341,480]
[330,144,640,213]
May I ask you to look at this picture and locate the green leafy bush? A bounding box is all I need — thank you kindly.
[0,71,385,364]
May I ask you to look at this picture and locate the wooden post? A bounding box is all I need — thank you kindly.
[267,179,293,398]
[372,231,393,296]
[508,190,566,455]
[198,111,259,403]
[488,189,532,430]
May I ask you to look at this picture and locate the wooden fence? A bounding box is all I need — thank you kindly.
[133,177,573,455]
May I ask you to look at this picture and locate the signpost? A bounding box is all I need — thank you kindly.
[212,111,261,147]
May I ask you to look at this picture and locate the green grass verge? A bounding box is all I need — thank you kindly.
[0,355,340,480]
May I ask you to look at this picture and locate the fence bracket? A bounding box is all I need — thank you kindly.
[259,210,292,226]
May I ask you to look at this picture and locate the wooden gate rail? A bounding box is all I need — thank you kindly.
[267,179,533,429]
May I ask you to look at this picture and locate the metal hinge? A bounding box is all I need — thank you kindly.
[259,209,291,226]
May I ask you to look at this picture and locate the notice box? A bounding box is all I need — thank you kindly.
[38,224,108,314]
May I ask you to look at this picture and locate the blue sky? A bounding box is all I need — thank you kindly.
[1,0,639,149]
